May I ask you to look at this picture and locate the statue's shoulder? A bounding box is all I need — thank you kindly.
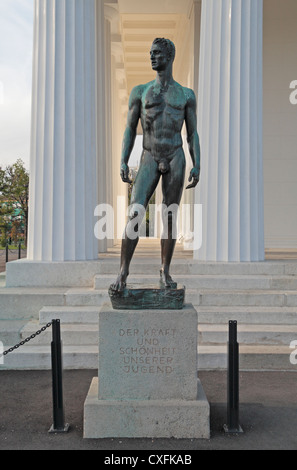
[130,81,154,96]
[129,82,153,106]
[141,80,155,95]
[129,85,143,101]
[181,85,197,105]
[128,85,143,109]
[172,81,197,105]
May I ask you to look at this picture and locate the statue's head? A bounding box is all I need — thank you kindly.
[150,38,176,71]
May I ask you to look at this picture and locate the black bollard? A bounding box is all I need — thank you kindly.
[5,243,8,263]
[49,319,69,433]
[223,320,243,433]
[18,242,21,260]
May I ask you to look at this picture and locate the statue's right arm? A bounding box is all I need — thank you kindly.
[120,86,142,183]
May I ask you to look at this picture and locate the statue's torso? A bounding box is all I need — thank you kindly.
[140,81,188,161]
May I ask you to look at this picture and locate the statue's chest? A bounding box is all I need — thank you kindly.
[143,87,185,118]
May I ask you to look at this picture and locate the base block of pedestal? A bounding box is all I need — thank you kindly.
[83,378,210,439]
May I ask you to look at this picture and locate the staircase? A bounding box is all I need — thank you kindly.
[2,246,297,371]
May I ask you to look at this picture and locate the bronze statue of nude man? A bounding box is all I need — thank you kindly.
[111,38,200,292]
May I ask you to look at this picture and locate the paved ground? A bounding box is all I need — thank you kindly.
[0,369,296,452]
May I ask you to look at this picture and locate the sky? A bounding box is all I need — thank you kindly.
[0,0,34,171]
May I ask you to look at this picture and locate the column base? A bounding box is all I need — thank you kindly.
[83,378,210,439]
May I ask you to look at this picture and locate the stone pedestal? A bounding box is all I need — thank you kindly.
[83,303,210,439]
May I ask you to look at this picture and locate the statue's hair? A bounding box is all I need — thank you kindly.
[152,38,176,62]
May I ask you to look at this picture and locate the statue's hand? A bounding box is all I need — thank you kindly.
[120,163,132,184]
[186,167,200,189]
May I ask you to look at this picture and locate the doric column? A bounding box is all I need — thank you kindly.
[195,0,264,261]
[27,0,101,261]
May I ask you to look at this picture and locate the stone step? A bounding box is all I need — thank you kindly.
[37,295,297,330]
[61,287,297,309]
[97,259,297,276]
[1,343,294,371]
[0,287,66,320]
[198,324,297,346]
[39,305,297,325]
[20,320,98,345]
[270,277,297,290]
[0,320,28,346]
[196,306,297,324]
[197,345,295,371]
[39,306,101,324]
[94,273,297,290]
[0,344,98,370]
[65,288,109,307]
[198,290,297,307]
[20,320,296,348]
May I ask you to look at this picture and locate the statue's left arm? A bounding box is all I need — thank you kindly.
[184,89,201,190]
[120,86,142,184]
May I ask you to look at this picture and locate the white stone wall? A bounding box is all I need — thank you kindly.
[263,0,297,248]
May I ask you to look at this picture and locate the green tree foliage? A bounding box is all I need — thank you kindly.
[0,203,13,247]
[0,159,29,246]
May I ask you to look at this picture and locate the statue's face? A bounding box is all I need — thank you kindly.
[150,44,170,71]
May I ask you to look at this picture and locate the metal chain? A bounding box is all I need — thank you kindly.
[1,321,53,358]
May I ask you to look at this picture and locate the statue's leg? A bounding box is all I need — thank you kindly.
[111,152,160,291]
[160,149,186,288]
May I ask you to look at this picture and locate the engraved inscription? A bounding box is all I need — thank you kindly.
[119,328,177,375]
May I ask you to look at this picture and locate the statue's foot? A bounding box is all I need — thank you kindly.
[159,269,177,289]
[109,273,127,292]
